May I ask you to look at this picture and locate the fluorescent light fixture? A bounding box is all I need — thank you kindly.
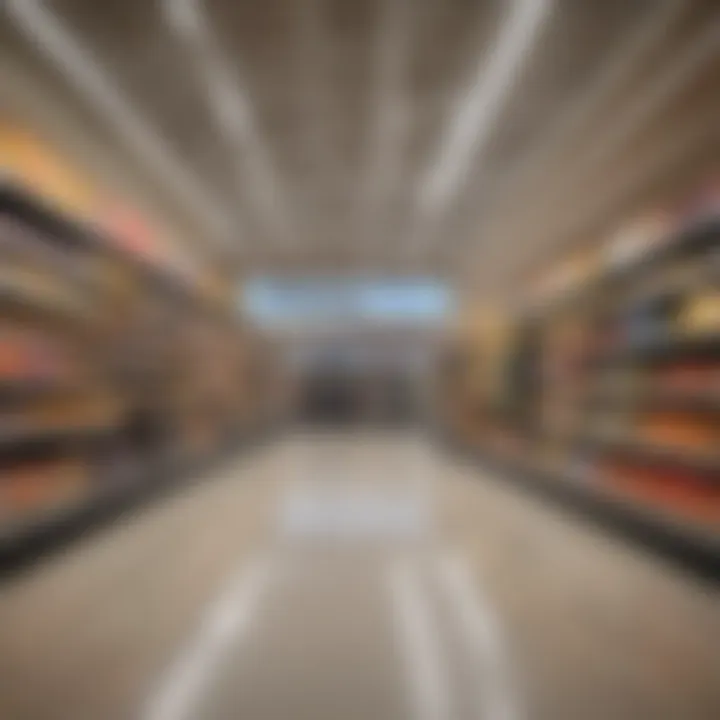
[570,15,720,185]
[6,0,236,249]
[475,0,685,226]
[163,0,293,243]
[359,0,412,253]
[485,11,720,275]
[205,66,252,137]
[521,104,720,276]
[163,0,202,39]
[418,0,553,219]
[295,0,337,176]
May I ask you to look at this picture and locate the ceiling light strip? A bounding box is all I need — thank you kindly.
[472,106,718,297]
[475,0,686,232]
[417,0,554,222]
[359,0,413,253]
[510,13,720,246]
[164,0,293,244]
[6,0,235,249]
[515,110,720,280]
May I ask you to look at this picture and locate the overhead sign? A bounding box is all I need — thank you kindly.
[242,277,454,329]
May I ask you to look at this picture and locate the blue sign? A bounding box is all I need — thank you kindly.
[242,277,453,326]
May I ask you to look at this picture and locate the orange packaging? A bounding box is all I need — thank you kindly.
[638,412,719,450]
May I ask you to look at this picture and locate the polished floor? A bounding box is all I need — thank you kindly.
[0,432,718,720]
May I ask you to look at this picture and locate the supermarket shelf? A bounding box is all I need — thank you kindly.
[0,378,83,404]
[0,179,265,577]
[596,333,720,366]
[0,180,99,253]
[0,428,270,577]
[0,470,151,575]
[546,213,720,312]
[0,277,99,329]
[607,213,720,283]
[587,388,720,414]
[558,465,720,570]
[0,492,108,544]
[569,468,716,550]
[0,424,117,456]
[608,258,720,314]
[452,438,720,582]
[0,181,199,305]
[578,434,720,478]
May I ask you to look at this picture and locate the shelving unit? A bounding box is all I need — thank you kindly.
[441,182,720,562]
[0,181,272,549]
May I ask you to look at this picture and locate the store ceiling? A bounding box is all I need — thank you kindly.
[2,0,719,296]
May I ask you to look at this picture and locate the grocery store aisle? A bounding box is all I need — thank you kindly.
[0,433,718,720]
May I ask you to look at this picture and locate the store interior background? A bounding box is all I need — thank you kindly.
[0,1,719,719]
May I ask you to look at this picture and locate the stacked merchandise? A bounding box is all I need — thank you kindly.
[442,178,719,550]
[167,310,264,462]
[239,334,289,429]
[438,310,539,455]
[437,309,499,444]
[573,193,720,534]
[436,341,475,439]
[0,189,122,536]
[0,181,267,543]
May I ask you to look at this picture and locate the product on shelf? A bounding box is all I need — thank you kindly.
[442,175,720,551]
[1,180,269,542]
[604,211,673,272]
[597,459,720,528]
[636,410,719,453]
[652,361,720,393]
[678,290,720,334]
[0,456,91,527]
